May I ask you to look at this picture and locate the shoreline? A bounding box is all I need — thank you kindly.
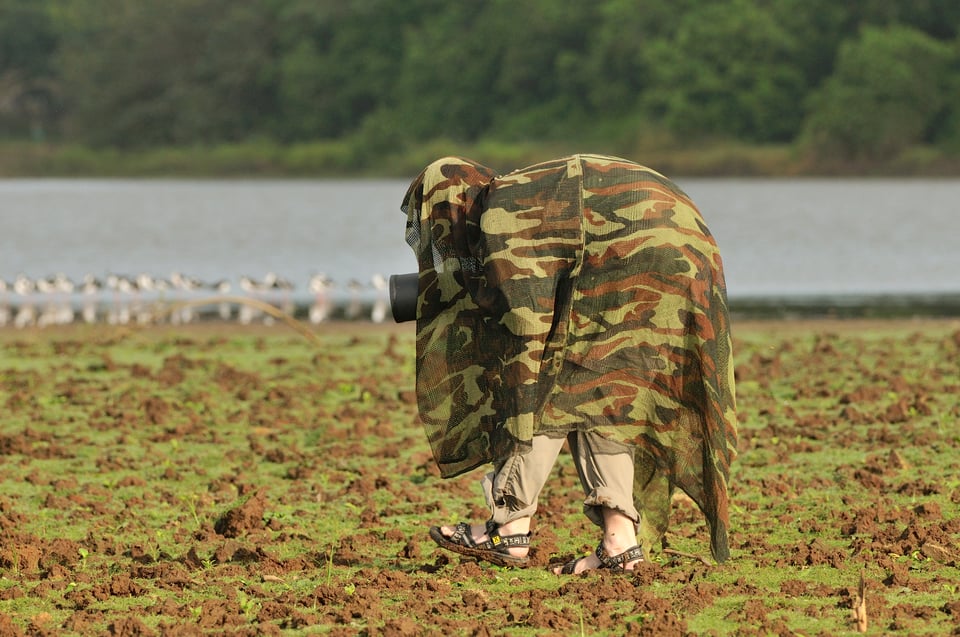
[2,290,959,332]
[3,140,960,179]
[727,291,960,321]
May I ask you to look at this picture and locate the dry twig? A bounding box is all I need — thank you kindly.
[662,548,713,567]
[854,569,868,633]
[155,295,323,346]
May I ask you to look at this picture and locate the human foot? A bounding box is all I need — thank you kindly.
[429,520,530,567]
[553,541,644,575]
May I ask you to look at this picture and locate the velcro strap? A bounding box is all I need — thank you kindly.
[484,521,530,549]
[595,543,644,569]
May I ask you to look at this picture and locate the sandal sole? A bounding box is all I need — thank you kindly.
[553,543,645,575]
[429,526,530,568]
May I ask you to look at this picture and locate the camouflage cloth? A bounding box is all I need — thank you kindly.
[403,154,737,562]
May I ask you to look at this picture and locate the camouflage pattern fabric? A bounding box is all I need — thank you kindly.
[403,154,738,562]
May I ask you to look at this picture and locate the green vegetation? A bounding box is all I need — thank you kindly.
[2,0,960,176]
[0,320,957,634]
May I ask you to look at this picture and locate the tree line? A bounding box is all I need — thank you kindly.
[2,0,959,168]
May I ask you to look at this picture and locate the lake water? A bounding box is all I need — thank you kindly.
[1,177,958,324]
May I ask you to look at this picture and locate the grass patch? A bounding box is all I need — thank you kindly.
[3,139,958,178]
[0,319,957,634]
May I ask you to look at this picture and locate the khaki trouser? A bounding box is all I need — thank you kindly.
[482,431,639,529]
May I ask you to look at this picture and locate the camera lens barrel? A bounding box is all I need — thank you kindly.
[388,273,419,323]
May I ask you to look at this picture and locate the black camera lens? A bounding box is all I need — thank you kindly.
[389,273,419,323]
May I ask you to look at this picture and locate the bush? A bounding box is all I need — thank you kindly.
[801,25,956,160]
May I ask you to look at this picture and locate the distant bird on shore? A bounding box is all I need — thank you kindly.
[19,273,71,295]
[240,275,267,294]
[346,278,364,295]
[308,273,334,295]
[54,273,75,294]
[370,274,389,323]
[13,274,35,296]
[266,271,294,292]
[106,273,137,294]
[35,276,57,294]
[307,273,334,324]
[344,278,365,319]
[208,279,231,294]
[170,272,203,292]
[241,272,293,294]
[80,274,103,295]
[371,273,388,294]
[136,273,170,293]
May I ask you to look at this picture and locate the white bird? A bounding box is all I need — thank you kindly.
[265,272,294,292]
[13,274,35,296]
[106,273,137,294]
[81,274,103,295]
[308,273,334,324]
[346,278,364,294]
[243,272,294,294]
[35,273,75,295]
[344,278,365,320]
[136,273,160,292]
[170,272,202,292]
[36,276,58,294]
[308,273,334,295]
[370,274,389,323]
[208,279,231,294]
[58,273,75,294]
[240,275,268,294]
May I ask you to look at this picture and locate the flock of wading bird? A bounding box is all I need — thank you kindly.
[0,271,391,328]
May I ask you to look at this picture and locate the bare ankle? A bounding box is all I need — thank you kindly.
[497,518,531,537]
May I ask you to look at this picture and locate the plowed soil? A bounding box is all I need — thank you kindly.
[0,319,958,636]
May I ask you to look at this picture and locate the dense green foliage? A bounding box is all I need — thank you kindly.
[2,0,959,168]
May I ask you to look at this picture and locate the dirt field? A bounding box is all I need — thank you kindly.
[0,317,958,635]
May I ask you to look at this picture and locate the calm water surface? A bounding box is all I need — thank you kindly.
[1,177,957,299]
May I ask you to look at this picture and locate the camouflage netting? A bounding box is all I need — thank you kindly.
[402,154,738,562]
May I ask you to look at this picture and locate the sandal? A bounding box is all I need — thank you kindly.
[557,542,644,575]
[429,521,530,567]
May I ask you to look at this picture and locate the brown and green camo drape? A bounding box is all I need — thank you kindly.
[403,154,738,562]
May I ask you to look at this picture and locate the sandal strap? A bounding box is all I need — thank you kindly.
[479,520,530,551]
[595,543,644,570]
[447,522,478,548]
